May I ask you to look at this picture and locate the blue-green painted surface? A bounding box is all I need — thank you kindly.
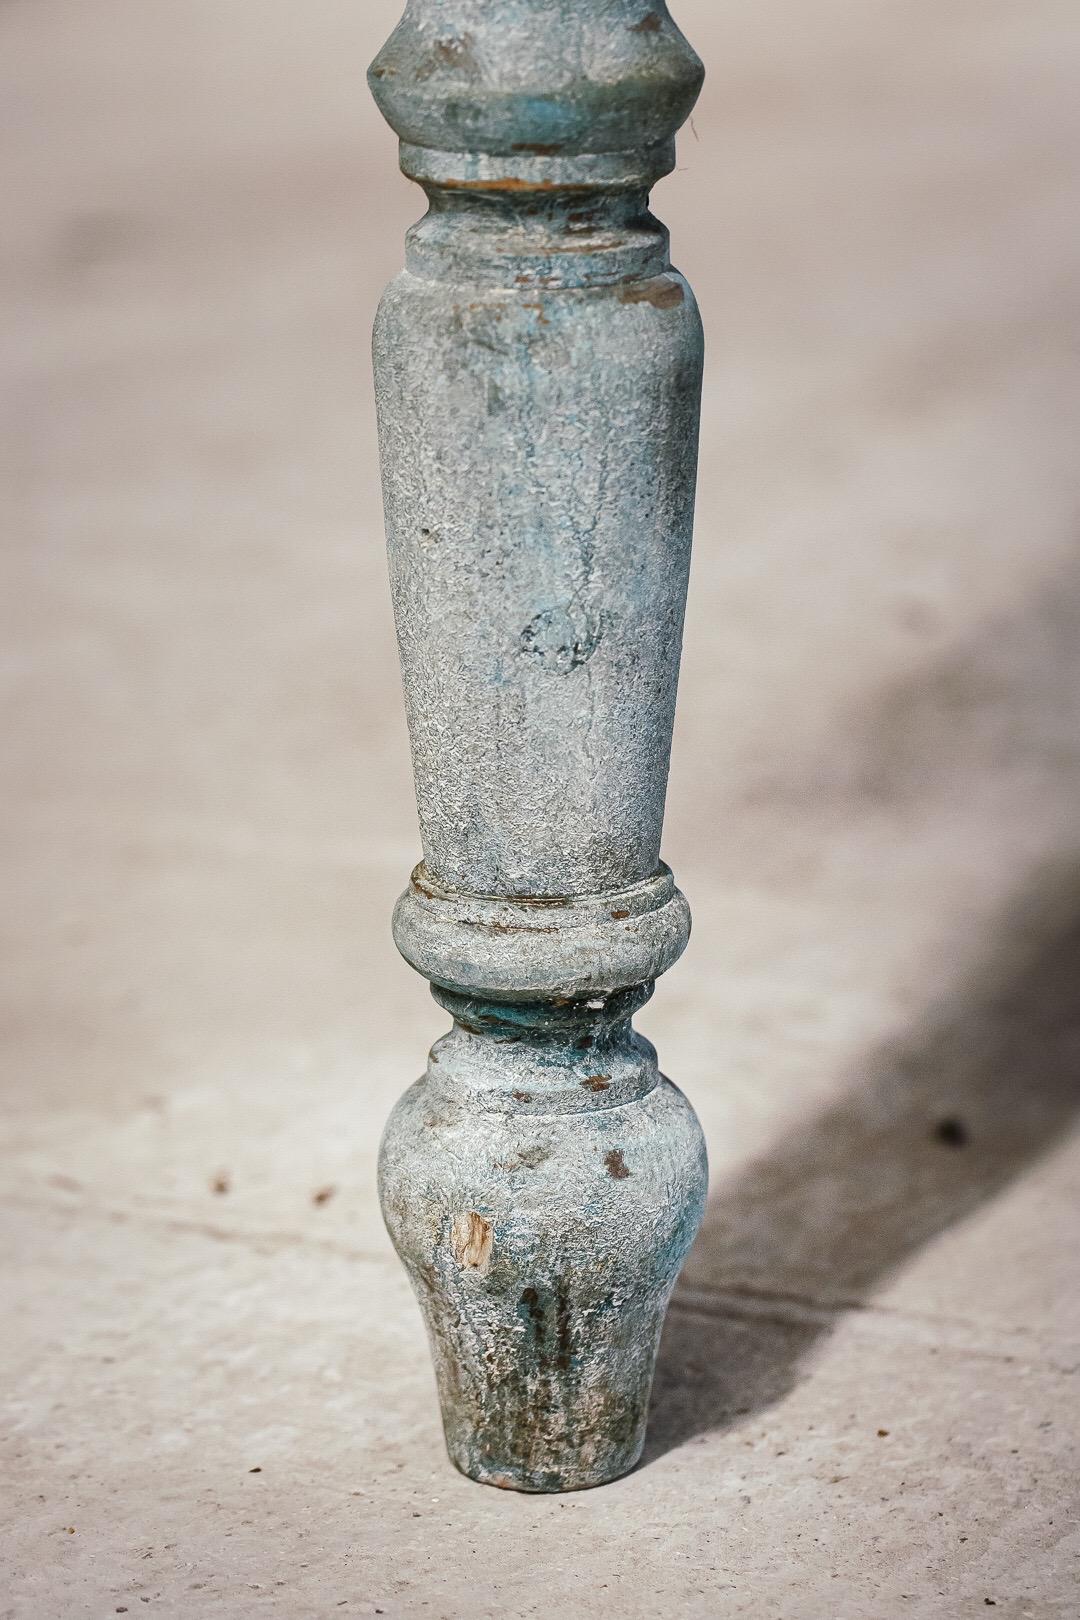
[371,1,707,1490]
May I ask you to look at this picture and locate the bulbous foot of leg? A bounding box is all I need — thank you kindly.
[378,993,707,1491]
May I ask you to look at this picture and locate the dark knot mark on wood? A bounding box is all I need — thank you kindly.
[451,1211,493,1270]
[520,1286,573,1373]
[617,277,685,311]
[520,603,602,672]
[604,1149,631,1179]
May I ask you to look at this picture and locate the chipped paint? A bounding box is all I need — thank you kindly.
[450,1211,494,1270]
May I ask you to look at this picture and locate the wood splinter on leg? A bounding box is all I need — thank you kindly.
[451,1212,494,1272]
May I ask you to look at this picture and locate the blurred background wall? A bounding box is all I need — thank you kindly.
[5,0,1080,1126]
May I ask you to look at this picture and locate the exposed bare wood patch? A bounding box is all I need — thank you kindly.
[451,1211,494,1270]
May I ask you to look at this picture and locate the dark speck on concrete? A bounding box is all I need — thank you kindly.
[934,1116,969,1147]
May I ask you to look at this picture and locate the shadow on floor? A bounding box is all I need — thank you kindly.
[645,858,1080,1461]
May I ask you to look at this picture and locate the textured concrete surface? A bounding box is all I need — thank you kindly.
[3,1,1080,1615]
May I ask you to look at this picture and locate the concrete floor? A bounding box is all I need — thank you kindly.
[3,1,1080,1614]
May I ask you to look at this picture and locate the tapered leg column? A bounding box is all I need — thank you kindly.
[369,2,708,1490]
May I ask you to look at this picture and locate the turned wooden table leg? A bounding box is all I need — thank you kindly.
[369,1,707,1492]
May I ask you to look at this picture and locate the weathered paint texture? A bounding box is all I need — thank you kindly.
[370,0,707,1491]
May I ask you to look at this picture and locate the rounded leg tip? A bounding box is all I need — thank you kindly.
[448,1441,644,1494]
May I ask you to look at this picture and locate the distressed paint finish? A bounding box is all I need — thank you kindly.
[370,0,707,1491]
